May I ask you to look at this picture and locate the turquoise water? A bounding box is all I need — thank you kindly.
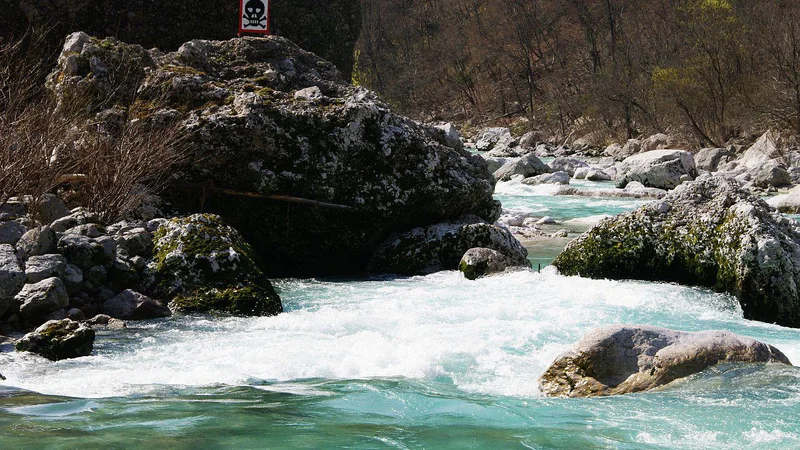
[2,179,800,449]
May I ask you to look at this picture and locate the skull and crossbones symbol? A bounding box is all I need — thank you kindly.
[243,0,267,28]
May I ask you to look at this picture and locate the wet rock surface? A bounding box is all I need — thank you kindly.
[539,325,791,397]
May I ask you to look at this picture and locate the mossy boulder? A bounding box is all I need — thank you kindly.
[47,33,499,276]
[15,319,95,361]
[148,214,282,316]
[369,220,529,275]
[554,174,800,328]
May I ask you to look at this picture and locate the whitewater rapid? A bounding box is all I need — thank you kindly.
[3,269,798,399]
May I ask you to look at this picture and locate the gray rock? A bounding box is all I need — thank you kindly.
[67,308,86,321]
[616,150,697,190]
[548,157,589,177]
[641,133,672,152]
[573,167,589,179]
[486,144,521,158]
[539,325,791,397]
[25,254,67,283]
[738,131,784,170]
[585,168,612,181]
[294,85,323,101]
[753,160,792,188]
[102,289,171,320]
[114,228,151,256]
[368,220,530,275]
[35,194,70,224]
[481,155,509,174]
[84,265,108,288]
[522,171,570,186]
[494,154,551,181]
[15,319,95,361]
[63,223,105,238]
[433,123,463,151]
[0,244,25,315]
[0,221,27,245]
[16,277,70,324]
[0,200,26,221]
[475,127,515,151]
[537,216,557,225]
[58,234,115,270]
[50,209,99,233]
[519,131,542,149]
[459,247,523,280]
[695,148,733,172]
[63,264,84,295]
[16,227,57,257]
[554,175,800,327]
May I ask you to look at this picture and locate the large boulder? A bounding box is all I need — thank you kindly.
[458,247,524,280]
[102,289,171,320]
[615,150,697,190]
[494,154,551,181]
[433,123,463,151]
[15,277,70,324]
[15,319,95,361]
[57,234,116,270]
[148,214,282,316]
[738,131,784,170]
[368,220,530,275]
[0,244,25,315]
[539,325,791,398]
[752,160,792,188]
[48,34,500,276]
[554,175,800,327]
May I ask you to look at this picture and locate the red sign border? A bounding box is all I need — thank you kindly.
[238,0,270,35]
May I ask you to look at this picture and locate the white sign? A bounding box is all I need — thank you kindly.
[240,0,270,34]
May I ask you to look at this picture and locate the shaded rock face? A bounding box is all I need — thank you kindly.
[102,289,171,320]
[0,0,361,78]
[695,148,733,173]
[554,175,800,327]
[616,150,697,190]
[15,319,95,361]
[0,244,26,316]
[539,325,791,397]
[458,247,522,280]
[49,34,499,276]
[148,214,282,316]
[368,220,530,276]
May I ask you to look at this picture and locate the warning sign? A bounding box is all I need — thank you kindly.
[239,0,270,35]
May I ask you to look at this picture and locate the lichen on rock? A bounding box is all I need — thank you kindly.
[147,214,282,316]
[554,174,800,327]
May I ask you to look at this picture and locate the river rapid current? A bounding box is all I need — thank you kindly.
[1,180,799,449]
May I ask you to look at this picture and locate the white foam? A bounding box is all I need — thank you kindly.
[2,270,799,399]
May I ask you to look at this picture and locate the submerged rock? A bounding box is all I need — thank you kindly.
[616,150,697,190]
[48,33,499,276]
[148,214,282,316]
[368,220,530,275]
[554,175,800,327]
[539,325,791,398]
[15,319,95,361]
[458,247,524,280]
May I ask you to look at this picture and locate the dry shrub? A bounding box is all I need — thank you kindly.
[69,119,188,224]
[0,29,70,217]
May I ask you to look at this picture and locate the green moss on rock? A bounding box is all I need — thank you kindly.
[149,214,282,316]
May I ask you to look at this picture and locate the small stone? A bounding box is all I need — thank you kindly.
[102,289,171,320]
[537,217,557,225]
[67,308,86,321]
